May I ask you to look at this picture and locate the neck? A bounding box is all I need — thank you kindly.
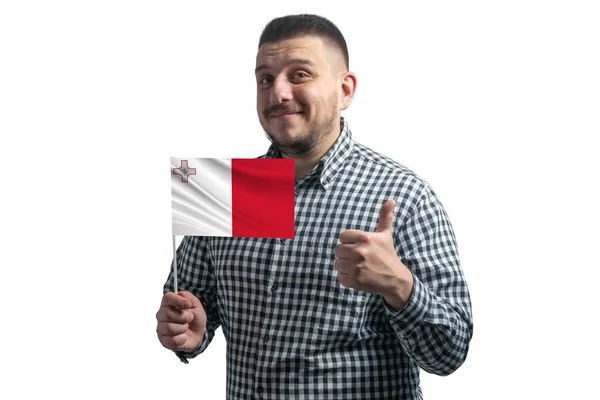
[292,153,326,180]
[289,119,342,180]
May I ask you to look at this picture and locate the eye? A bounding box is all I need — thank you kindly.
[290,71,310,84]
[258,75,273,85]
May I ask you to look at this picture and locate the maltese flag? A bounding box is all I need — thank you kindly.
[171,157,295,238]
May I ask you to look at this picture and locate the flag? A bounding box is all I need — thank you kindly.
[171,157,295,238]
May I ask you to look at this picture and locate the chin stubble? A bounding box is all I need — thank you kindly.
[264,104,338,158]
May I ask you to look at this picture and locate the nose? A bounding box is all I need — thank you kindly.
[269,76,293,104]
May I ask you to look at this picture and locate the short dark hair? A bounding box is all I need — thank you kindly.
[258,14,349,70]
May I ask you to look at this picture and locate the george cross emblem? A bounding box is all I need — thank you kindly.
[173,160,197,183]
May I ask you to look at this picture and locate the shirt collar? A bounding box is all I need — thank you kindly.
[264,117,354,190]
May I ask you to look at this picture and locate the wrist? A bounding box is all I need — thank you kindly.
[381,268,414,312]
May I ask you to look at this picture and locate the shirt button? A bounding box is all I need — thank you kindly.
[270,283,278,293]
[257,386,264,395]
[263,335,269,344]
[279,238,285,244]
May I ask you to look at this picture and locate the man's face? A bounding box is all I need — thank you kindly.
[255,36,345,157]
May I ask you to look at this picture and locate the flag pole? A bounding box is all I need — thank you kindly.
[172,235,179,294]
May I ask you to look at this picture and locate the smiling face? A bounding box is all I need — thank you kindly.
[255,36,353,158]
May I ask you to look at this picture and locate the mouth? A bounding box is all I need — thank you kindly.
[271,111,303,119]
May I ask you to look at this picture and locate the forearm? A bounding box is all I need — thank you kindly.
[383,276,473,375]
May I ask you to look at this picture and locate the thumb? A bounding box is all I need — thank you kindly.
[375,200,396,233]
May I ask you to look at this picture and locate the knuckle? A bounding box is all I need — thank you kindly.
[165,323,178,335]
[163,308,175,322]
[178,310,189,323]
[167,308,179,322]
[157,322,169,335]
[356,248,367,261]
[162,293,174,305]
[171,323,188,335]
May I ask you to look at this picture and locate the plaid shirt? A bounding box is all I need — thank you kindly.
[164,118,473,399]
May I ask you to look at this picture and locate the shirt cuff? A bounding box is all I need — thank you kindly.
[173,331,209,364]
[382,276,431,337]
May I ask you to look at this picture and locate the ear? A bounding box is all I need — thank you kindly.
[340,71,357,111]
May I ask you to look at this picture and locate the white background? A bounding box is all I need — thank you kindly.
[1,1,599,399]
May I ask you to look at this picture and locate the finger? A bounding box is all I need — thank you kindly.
[156,306,194,323]
[158,332,188,350]
[334,258,353,274]
[335,243,371,262]
[375,200,396,233]
[161,292,192,310]
[334,243,356,260]
[157,321,189,336]
[337,271,354,289]
[176,291,203,309]
[334,244,348,259]
[339,229,368,244]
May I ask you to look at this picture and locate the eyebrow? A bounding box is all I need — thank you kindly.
[255,58,316,74]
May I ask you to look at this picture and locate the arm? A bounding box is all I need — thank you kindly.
[384,184,473,375]
[162,236,221,363]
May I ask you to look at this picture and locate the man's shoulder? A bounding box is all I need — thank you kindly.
[350,141,445,226]
[351,141,429,191]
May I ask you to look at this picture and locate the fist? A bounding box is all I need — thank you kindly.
[335,200,414,310]
[156,291,207,352]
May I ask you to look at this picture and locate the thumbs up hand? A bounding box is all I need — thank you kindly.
[335,200,414,311]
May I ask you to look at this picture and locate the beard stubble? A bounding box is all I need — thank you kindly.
[263,96,339,158]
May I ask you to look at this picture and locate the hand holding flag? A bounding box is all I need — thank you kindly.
[156,291,206,352]
[160,157,295,357]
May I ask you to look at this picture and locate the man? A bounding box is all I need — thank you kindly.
[156,14,473,399]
